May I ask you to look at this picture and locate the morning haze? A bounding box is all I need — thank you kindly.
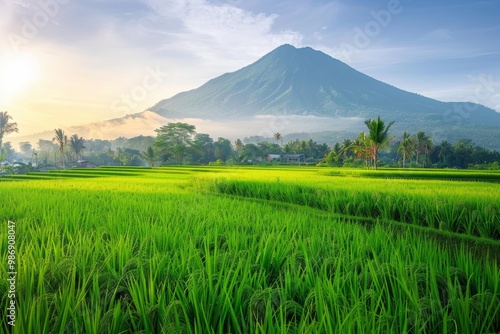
[1,1,499,333]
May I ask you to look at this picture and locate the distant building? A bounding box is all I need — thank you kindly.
[265,154,305,163]
[283,154,305,163]
[77,160,96,168]
[265,154,282,162]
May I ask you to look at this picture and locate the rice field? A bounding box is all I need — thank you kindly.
[1,166,499,333]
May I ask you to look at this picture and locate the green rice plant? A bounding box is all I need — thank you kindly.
[197,168,500,239]
[0,166,499,333]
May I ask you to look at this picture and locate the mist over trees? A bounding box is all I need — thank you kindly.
[0,111,18,150]
[2,118,499,172]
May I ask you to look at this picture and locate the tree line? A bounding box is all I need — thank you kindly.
[1,111,499,172]
[148,118,499,169]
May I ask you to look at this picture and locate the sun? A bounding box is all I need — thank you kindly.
[0,53,40,101]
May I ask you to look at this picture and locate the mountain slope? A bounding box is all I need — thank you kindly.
[151,44,500,127]
[11,45,499,152]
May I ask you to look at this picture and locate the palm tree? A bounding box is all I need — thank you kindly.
[340,138,353,158]
[52,129,68,169]
[69,134,86,162]
[105,147,114,165]
[0,111,19,150]
[414,131,432,167]
[364,116,395,169]
[233,139,244,154]
[274,132,282,147]
[351,132,371,167]
[115,147,124,165]
[300,140,308,164]
[437,140,453,165]
[0,152,14,174]
[308,139,315,158]
[283,141,294,154]
[141,146,156,167]
[421,134,433,167]
[396,131,414,168]
[114,147,132,166]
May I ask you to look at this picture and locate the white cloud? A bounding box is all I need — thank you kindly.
[8,111,366,148]
[2,0,498,138]
[139,0,303,62]
[419,28,453,43]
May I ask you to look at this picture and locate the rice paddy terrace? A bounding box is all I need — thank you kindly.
[1,166,499,333]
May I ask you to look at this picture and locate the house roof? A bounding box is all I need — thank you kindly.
[283,154,304,157]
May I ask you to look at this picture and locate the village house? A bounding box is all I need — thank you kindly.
[265,154,305,163]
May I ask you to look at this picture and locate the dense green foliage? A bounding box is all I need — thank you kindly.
[1,166,499,333]
[4,119,499,170]
[154,123,197,164]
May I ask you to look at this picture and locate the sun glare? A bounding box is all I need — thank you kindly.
[0,53,40,101]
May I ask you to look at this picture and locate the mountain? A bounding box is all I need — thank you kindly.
[14,45,499,151]
[150,44,500,150]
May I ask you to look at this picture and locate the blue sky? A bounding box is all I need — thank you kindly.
[1,0,499,136]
